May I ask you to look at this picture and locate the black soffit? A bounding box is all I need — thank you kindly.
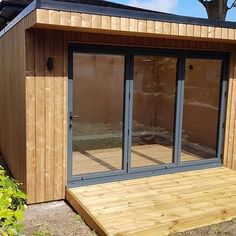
[1,0,236,32]
[0,0,31,30]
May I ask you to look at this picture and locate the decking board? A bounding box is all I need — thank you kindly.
[67,167,236,236]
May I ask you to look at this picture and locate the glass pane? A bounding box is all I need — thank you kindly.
[131,56,177,168]
[181,59,222,161]
[72,53,125,175]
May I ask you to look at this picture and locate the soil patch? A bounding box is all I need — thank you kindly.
[24,201,96,236]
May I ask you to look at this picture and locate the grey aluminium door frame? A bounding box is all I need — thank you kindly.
[67,44,131,184]
[67,43,229,187]
[128,52,228,175]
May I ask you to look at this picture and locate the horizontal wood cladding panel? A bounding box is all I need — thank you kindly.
[34,9,236,42]
[0,21,27,190]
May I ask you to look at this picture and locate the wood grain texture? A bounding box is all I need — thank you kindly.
[25,30,36,203]
[0,5,37,202]
[24,28,236,203]
[44,30,55,201]
[53,30,65,200]
[25,29,67,203]
[34,9,236,42]
[0,21,27,192]
[67,167,236,236]
[1,6,236,204]
[224,50,236,170]
[66,190,108,236]
[35,29,46,203]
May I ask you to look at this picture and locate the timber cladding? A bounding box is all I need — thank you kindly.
[33,9,236,42]
[24,28,235,204]
[1,7,236,204]
[25,29,68,204]
[0,22,27,192]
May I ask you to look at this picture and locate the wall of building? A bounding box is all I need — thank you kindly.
[0,22,27,191]
[25,28,236,204]
[223,48,236,170]
[25,29,68,204]
[0,5,236,205]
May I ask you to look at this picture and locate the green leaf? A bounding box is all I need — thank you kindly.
[0,166,26,235]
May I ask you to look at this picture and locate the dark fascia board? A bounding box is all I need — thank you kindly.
[38,0,236,29]
[0,5,27,12]
[0,1,30,29]
[0,1,29,9]
[0,0,36,37]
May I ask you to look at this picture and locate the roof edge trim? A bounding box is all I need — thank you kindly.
[0,0,36,38]
[39,0,236,29]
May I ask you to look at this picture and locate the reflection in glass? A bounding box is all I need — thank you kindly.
[72,53,125,175]
[131,56,177,168]
[181,59,222,161]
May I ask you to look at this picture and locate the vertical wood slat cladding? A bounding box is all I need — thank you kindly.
[224,51,236,170]
[25,29,236,204]
[0,10,40,202]
[1,8,236,205]
[26,29,67,204]
[44,30,54,201]
[0,22,26,191]
[25,30,36,203]
[35,29,46,203]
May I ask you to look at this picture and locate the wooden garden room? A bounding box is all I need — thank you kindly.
[1,0,236,235]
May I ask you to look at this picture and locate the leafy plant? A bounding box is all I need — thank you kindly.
[76,214,83,223]
[0,166,27,235]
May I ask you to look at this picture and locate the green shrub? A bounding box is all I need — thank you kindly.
[0,166,27,236]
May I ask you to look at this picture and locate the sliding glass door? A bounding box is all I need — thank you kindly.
[131,56,177,169]
[68,44,228,186]
[71,52,126,177]
[180,58,223,162]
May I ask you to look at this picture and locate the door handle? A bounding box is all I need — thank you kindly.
[69,112,80,129]
[70,114,80,120]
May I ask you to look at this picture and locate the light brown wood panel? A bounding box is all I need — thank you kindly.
[0,6,37,202]
[25,29,36,203]
[0,22,27,192]
[24,29,236,204]
[171,23,179,36]
[186,24,194,37]
[201,26,208,37]
[33,9,236,43]
[25,29,67,203]
[44,30,55,201]
[53,30,65,200]
[224,50,236,170]
[35,29,46,203]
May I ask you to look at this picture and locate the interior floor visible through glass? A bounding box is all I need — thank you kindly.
[72,122,203,175]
